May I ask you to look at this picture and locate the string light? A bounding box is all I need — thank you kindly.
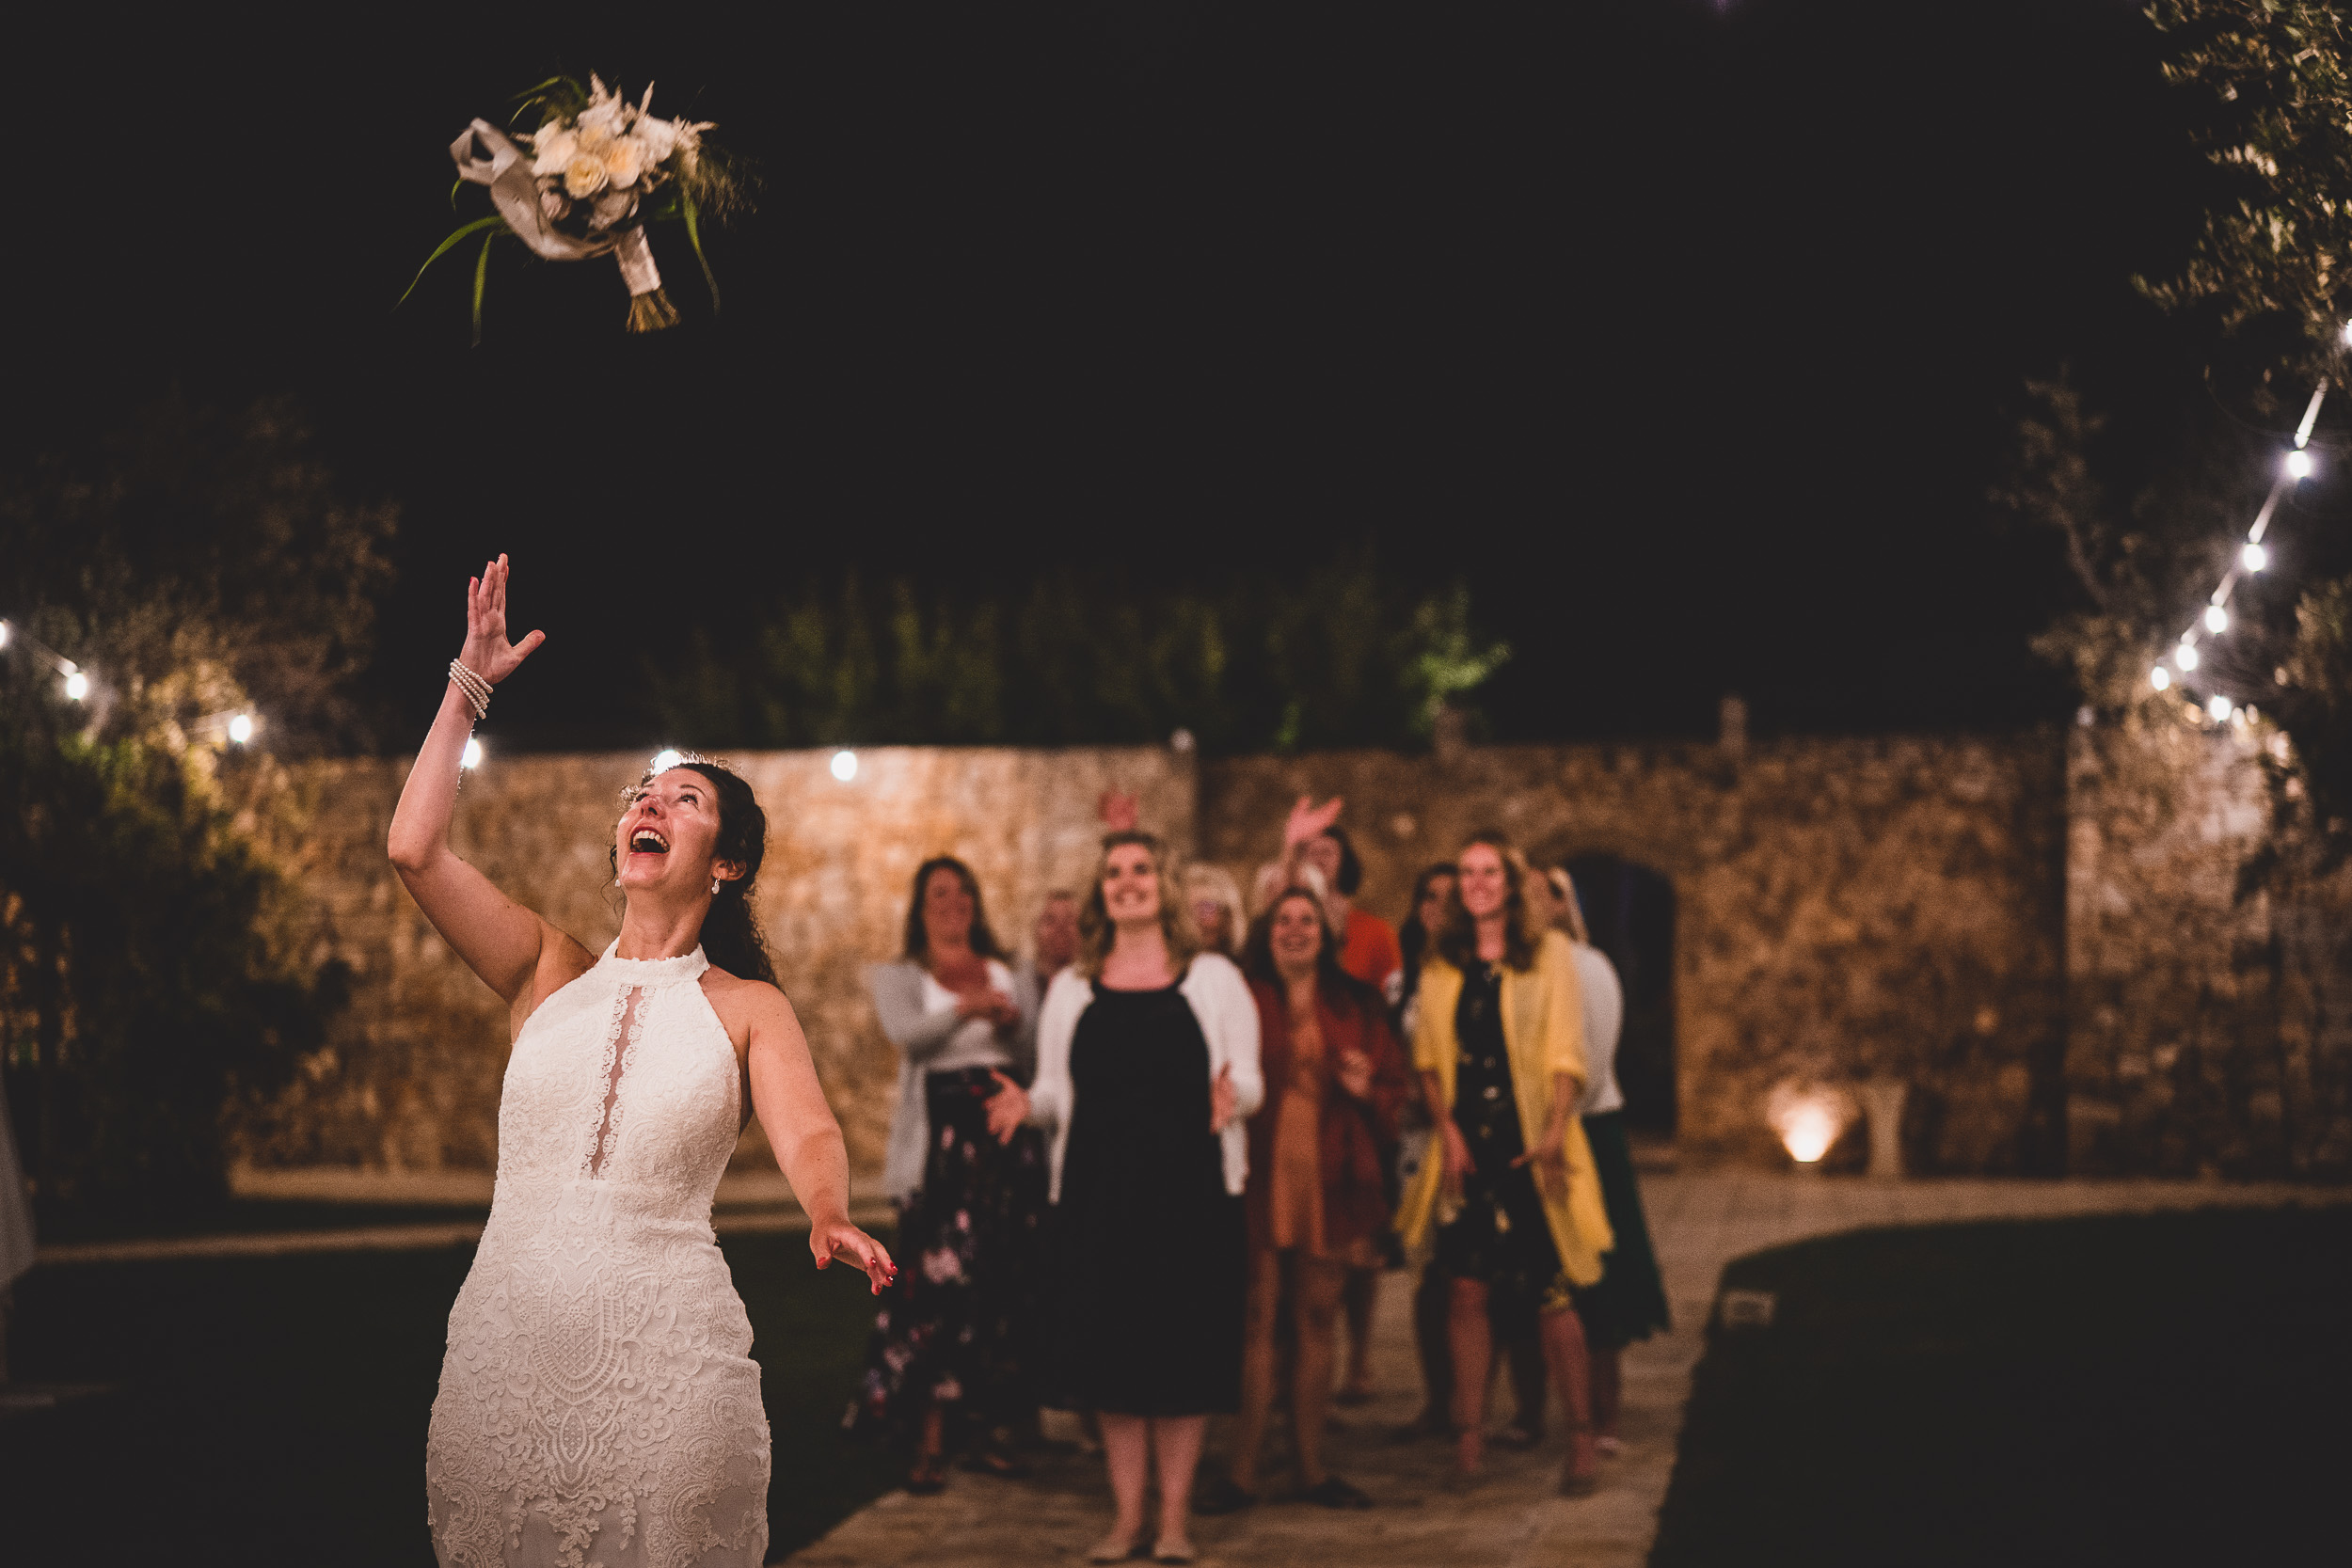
[2205,604,2231,634]
[2151,665,2172,690]
[63,670,88,702]
[652,748,683,771]
[462,736,484,768]
[0,619,10,649]
[831,749,858,782]
[2244,542,2268,571]
[2208,694,2233,721]
[2286,449,2315,479]
[2175,642,2201,672]
[227,713,255,745]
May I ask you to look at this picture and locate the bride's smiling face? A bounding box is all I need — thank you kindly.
[615,768,729,895]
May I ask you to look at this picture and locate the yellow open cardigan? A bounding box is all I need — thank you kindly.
[1395,928,1614,1288]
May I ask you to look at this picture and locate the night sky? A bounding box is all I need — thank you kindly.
[7,1,2234,751]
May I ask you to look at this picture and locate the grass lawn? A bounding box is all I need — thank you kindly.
[0,1227,900,1566]
[1651,1204,2352,1568]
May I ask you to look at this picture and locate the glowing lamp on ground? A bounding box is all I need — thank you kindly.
[63,669,89,702]
[831,750,858,782]
[2286,449,2314,480]
[652,748,683,772]
[2244,542,2268,572]
[228,713,255,745]
[2151,666,2171,691]
[462,736,484,769]
[2176,643,2201,672]
[1767,1082,1851,1168]
[2208,694,2233,722]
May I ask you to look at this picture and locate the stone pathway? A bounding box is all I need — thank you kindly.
[783,1171,2351,1568]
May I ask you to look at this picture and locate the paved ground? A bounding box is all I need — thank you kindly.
[782,1171,2352,1568]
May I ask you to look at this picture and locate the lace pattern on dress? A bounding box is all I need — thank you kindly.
[425,943,768,1568]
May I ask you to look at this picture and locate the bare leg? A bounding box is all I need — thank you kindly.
[919,1402,944,1463]
[1149,1414,1207,1547]
[1340,1264,1377,1398]
[1508,1325,1549,1439]
[1097,1413,1151,1550]
[1447,1276,1493,1475]
[1408,1264,1453,1433]
[1590,1342,1623,1441]
[1230,1244,1285,1493]
[1539,1306,1599,1489]
[1291,1257,1346,1487]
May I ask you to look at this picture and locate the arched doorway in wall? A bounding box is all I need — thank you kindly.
[1555,853,1678,1138]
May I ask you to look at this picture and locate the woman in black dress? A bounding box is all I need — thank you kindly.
[994,831,1262,1566]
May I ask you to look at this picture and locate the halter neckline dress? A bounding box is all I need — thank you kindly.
[426,942,770,1568]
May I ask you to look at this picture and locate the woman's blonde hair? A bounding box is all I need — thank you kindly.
[1182,863,1248,958]
[1547,866,1591,944]
[1077,830,1202,978]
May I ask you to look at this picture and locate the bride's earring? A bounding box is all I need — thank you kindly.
[710,876,723,895]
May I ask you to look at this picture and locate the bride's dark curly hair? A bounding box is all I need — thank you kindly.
[611,755,777,986]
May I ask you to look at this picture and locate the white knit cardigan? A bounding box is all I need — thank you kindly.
[1026,952,1263,1202]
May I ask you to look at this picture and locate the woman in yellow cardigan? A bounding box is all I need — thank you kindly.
[1394,832,1614,1495]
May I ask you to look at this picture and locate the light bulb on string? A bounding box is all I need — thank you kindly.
[831,750,859,783]
[462,736,483,769]
[0,619,11,649]
[652,748,683,772]
[2176,643,2201,672]
[2341,320,2352,346]
[228,713,255,745]
[2286,449,2315,480]
[63,669,89,702]
[2244,542,2268,571]
[2151,666,2171,691]
[2205,604,2230,634]
[2208,694,2233,722]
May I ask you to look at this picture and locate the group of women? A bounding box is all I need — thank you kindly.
[395,558,1664,1568]
[849,801,1672,1564]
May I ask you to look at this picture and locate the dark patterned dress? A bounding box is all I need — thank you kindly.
[1433,962,1572,1316]
[845,1067,1048,1451]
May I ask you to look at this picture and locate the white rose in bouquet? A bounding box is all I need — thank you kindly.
[529,125,578,173]
[564,152,609,198]
[602,136,644,190]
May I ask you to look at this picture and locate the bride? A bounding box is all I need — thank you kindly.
[390,555,895,1567]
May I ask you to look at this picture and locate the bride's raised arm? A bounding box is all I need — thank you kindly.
[388,554,563,1008]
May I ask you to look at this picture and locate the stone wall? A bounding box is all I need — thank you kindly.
[223,746,1196,1185]
[1197,736,2070,1172]
[2065,717,2352,1178]
[220,724,2352,1186]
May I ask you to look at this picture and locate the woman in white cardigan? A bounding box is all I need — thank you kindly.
[991,831,1261,1567]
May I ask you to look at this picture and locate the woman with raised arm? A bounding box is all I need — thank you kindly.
[391,556,893,1568]
[991,831,1261,1567]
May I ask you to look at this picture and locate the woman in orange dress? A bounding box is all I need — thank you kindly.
[1200,885,1410,1513]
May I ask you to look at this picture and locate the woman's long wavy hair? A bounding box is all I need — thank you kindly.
[1076,830,1201,979]
[1242,885,1378,1013]
[1397,860,1458,1002]
[611,757,777,986]
[1433,829,1540,974]
[900,855,1006,963]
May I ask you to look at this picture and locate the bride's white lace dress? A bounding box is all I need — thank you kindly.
[427,944,770,1567]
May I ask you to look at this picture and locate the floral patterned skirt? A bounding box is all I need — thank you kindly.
[844,1067,1047,1452]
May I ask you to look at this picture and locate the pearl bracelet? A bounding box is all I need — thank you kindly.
[448,658,493,721]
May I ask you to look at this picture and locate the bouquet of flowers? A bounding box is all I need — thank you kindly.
[405,75,745,339]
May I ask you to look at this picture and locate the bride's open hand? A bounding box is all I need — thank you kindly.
[461,553,547,686]
[813,1219,897,1295]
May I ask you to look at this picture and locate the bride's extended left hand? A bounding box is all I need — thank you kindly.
[812,1219,896,1294]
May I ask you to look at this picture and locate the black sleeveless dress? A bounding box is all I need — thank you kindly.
[1049,978,1247,1416]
